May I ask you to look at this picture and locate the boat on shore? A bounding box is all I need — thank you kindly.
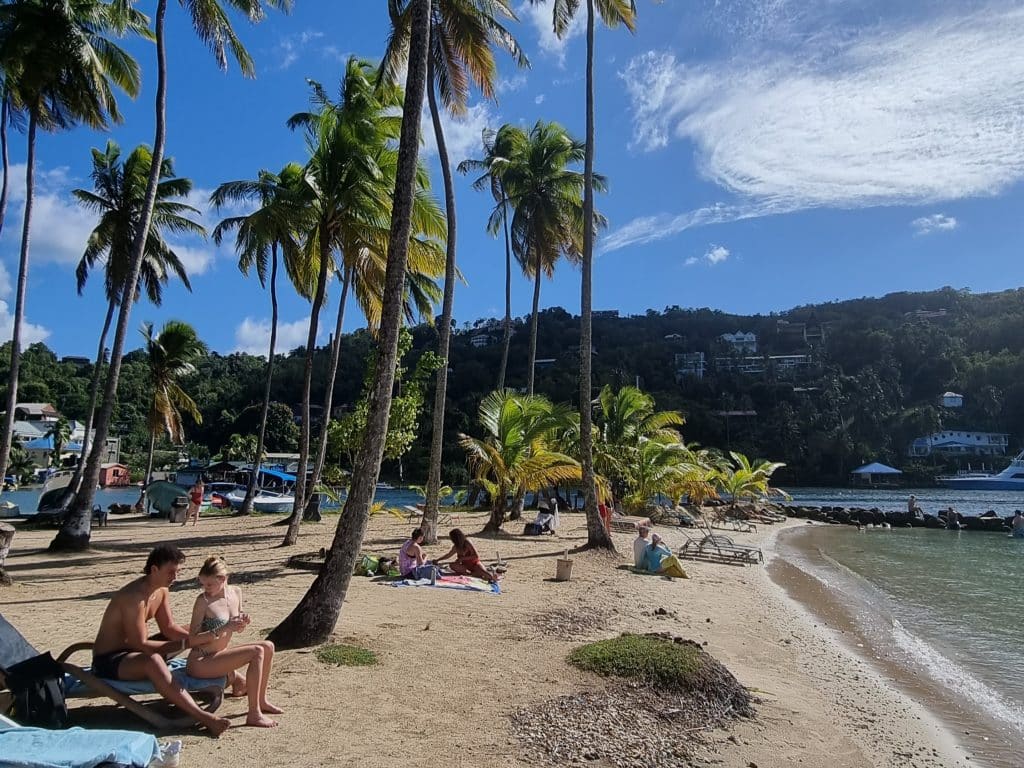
[0,501,20,519]
[224,488,294,514]
[937,450,1024,490]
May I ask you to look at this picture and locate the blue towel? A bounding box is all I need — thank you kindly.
[64,656,225,698]
[0,725,159,768]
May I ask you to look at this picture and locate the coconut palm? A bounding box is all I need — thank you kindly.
[460,390,581,532]
[211,162,310,515]
[528,0,637,551]
[458,124,527,391]
[59,141,201,508]
[268,0,433,650]
[61,0,289,552]
[0,0,147,495]
[280,61,446,547]
[500,120,605,396]
[140,320,206,493]
[44,415,71,468]
[716,452,787,513]
[382,0,528,545]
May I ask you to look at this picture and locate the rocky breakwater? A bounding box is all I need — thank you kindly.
[778,504,1015,533]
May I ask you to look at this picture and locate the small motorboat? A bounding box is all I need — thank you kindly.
[225,488,294,514]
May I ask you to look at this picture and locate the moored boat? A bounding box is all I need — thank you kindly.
[937,450,1024,490]
[225,488,294,514]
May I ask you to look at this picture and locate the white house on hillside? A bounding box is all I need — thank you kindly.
[908,430,1008,457]
[720,331,757,354]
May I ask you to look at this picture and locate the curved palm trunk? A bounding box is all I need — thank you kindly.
[526,251,542,396]
[496,196,512,390]
[305,265,351,518]
[423,67,458,546]
[482,483,507,532]
[0,112,37,488]
[281,232,331,546]
[59,295,116,509]
[267,0,432,649]
[0,98,9,238]
[579,0,614,550]
[241,245,280,516]
[52,0,170,551]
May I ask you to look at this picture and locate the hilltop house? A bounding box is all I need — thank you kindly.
[720,331,757,354]
[908,430,1008,458]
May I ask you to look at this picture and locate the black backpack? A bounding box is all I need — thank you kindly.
[2,651,69,729]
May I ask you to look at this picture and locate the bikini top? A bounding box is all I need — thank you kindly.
[201,615,229,633]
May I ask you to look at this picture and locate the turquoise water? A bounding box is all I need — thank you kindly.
[775,489,1024,766]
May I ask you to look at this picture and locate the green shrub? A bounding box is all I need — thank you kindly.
[316,643,377,667]
[569,634,701,688]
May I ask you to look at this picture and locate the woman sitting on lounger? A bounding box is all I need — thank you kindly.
[186,557,282,728]
[434,529,497,583]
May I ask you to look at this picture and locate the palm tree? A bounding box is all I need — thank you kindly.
[0,0,147,494]
[716,452,787,515]
[60,0,289,552]
[382,0,527,545]
[0,85,23,239]
[44,415,71,468]
[140,320,206,493]
[211,162,309,515]
[280,62,446,547]
[529,0,636,551]
[458,124,526,391]
[60,141,201,508]
[460,390,581,531]
[500,120,605,396]
[268,0,433,650]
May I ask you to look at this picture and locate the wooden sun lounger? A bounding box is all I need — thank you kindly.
[403,505,459,528]
[679,534,763,566]
[609,515,652,533]
[57,642,224,731]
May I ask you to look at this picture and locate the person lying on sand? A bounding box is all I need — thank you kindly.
[91,544,231,737]
[434,529,498,584]
[185,556,282,728]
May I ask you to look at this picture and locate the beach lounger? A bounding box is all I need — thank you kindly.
[57,642,225,731]
[609,514,652,533]
[679,533,763,566]
[0,712,164,767]
[713,518,757,534]
[403,505,459,527]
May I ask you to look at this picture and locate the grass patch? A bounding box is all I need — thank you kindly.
[569,633,702,688]
[316,643,377,667]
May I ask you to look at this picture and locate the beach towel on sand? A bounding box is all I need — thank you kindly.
[392,575,500,594]
[0,725,160,768]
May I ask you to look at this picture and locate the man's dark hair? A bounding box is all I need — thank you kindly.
[144,544,186,574]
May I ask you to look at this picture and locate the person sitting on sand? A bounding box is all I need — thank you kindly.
[185,556,282,728]
[398,528,434,579]
[643,533,673,572]
[532,494,559,534]
[434,529,497,583]
[633,525,651,568]
[91,544,231,736]
[1012,511,1024,538]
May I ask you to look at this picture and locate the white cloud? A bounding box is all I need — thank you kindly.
[518,1,585,65]
[167,243,216,276]
[274,30,325,71]
[534,94,545,105]
[684,256,698,267]
[912,213,959,235]
[233,317,313,357]
[0,261,11,298]
[0,299,49,344]
[496,74,527,94]
[422,102,497,167]
[609,3,1024,251]
[705,244,730,264]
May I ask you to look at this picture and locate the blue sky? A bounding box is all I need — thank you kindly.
[3,0,1024,357]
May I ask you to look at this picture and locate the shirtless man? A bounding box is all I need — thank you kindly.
[92,544,231,736]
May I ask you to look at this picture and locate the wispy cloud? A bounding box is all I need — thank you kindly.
[534,94,545,105]
[518,1,584,66]
[607,2,1024,252]
[496,74,527,94]
[912,213,959,235]
[233,317,314,357]
[422,102,497,166]
[274,30,325,71]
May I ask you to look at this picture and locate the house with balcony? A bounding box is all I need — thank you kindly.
[719,331,757,354]
[907,430,1009,458]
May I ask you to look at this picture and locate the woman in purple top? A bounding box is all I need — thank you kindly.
[399,528,427,578]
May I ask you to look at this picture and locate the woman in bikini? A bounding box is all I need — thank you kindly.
[433,529,497,583]
[185,556,282,727]
[185,479,204,526]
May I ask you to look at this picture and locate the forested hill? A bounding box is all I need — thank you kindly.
[6,285,1024,486]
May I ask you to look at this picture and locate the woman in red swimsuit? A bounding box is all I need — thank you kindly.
[433,529,497,583]
[185,479,204,526]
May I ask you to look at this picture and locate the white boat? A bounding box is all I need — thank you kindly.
[937,450,1024,490]
[0,501,20,519]
[375,482,394,490]
[225,488,294,514]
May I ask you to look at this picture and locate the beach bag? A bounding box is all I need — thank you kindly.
[523,523,543,536]
[659,555,689,580]
[3,651,68,728]
[354,554,380,576]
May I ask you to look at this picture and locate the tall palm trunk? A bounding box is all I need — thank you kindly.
[267,0,432,649]
[281,231,331,545]
[496,196,512,390]
[52,0,170,550]
[240,245,280,515]
[526,249,542,396]
[423,64,458,546]
[304,264,351,518]
[482,483,507,532]
[0,112,37,487]
[143,434,156,488]
[579,0,613,549]
[0,98,10,238]
[59,295,116,509]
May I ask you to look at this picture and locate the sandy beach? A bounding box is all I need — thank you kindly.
[0,511,973,767]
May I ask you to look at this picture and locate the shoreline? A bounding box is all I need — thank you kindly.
[763,522,1000,768]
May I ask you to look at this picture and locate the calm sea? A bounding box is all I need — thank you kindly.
[775,488,1024,768]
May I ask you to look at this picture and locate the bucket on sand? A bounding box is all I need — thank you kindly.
[555,549,573,582]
